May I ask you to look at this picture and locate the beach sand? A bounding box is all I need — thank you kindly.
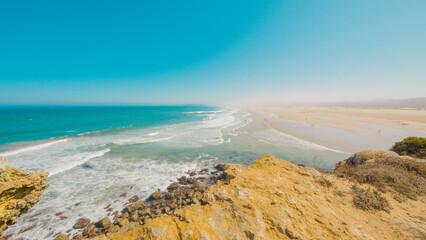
[256,106,426,153]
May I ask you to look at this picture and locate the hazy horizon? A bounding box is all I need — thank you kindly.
[1,1,425,105]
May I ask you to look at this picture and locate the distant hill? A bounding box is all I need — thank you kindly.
[330,97,426,108]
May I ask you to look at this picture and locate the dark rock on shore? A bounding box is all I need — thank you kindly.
[215,163,226,171]
[178,176,188,185]
[95,217,111,229]
[125,201,145,212]
[82,224,96,237]
[148,190,163,201]
[67,163,228,239]
[55,233,70,240]
[73,218,90,229]
[167,182,179,190]
[128,195,139,203]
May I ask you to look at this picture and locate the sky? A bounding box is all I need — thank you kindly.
[0,0,425,105]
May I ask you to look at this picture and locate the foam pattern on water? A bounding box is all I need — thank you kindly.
[4,107,349,239]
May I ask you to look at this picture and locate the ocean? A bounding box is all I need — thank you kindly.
[0,106,349,239]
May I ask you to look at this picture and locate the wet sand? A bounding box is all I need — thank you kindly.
[260,107,426,134]
[255,107,426,153]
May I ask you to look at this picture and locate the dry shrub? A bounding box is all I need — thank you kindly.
[336,156,425,200]
[393,194,407,203]
[352,185,391,213]
[316,177,332,188]
[333,189,345,196]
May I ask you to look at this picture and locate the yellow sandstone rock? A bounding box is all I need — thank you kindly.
[90,154,425,240]
[0,157,49,236]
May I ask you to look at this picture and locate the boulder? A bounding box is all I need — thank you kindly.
[164,192,175,200]
[178,176,188,185]
[55,234,70,240]
[128,195,139,203]
[130,212,138,222]
[194,191,203,201]
[163,207,171,214]
[121,212,129,219]
[167,182,179,191]
[187,178,197,184]
[73,218,90,229]
[95,217,111,228]
[109,225,120,233]
[126,201,145,212]
[83,224,96,237]
[115,218,129,228]
[218,172,235,182]
[148,190,163,201]
[214,164,226,171]
[73,234,83,240]
[139,208,151,216]
[187,189,194,197]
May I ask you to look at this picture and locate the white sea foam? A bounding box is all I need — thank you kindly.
[147,131,160,136]
[4,107,351,239]
[184,110,224,114]
[112,135,176,145]
[268,128,349,153]
[77,130,101,136]
[49,149,111,176]
[109,108,245,147]
[1,139,68,157]
[6,156,213,239]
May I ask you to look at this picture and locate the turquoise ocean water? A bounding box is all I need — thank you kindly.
[0,106,213,148]
[0,106,349,239]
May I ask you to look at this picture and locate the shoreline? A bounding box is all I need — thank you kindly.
[61,153,425,239]
[259,106,426,133]
[2,106,425,239]
[253,107,426,153]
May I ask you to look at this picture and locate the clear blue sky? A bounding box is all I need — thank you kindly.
[1,0,425,105]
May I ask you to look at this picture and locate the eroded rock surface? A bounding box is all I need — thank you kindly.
[89,154,425,240]
[0,157,49,237]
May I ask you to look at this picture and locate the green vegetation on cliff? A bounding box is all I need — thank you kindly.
[391,137,426,159]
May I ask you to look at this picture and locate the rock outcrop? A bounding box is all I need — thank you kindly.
[66,165,227,239]
[0,157,49,236]
[88,154,425,240]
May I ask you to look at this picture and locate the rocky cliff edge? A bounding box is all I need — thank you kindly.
[0,156,49,237]
[88,153,425,240]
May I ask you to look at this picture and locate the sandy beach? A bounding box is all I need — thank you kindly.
[256,106,426,153]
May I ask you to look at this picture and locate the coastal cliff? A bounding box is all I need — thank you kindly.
[0,157,49,237]
[80,152,425,240]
